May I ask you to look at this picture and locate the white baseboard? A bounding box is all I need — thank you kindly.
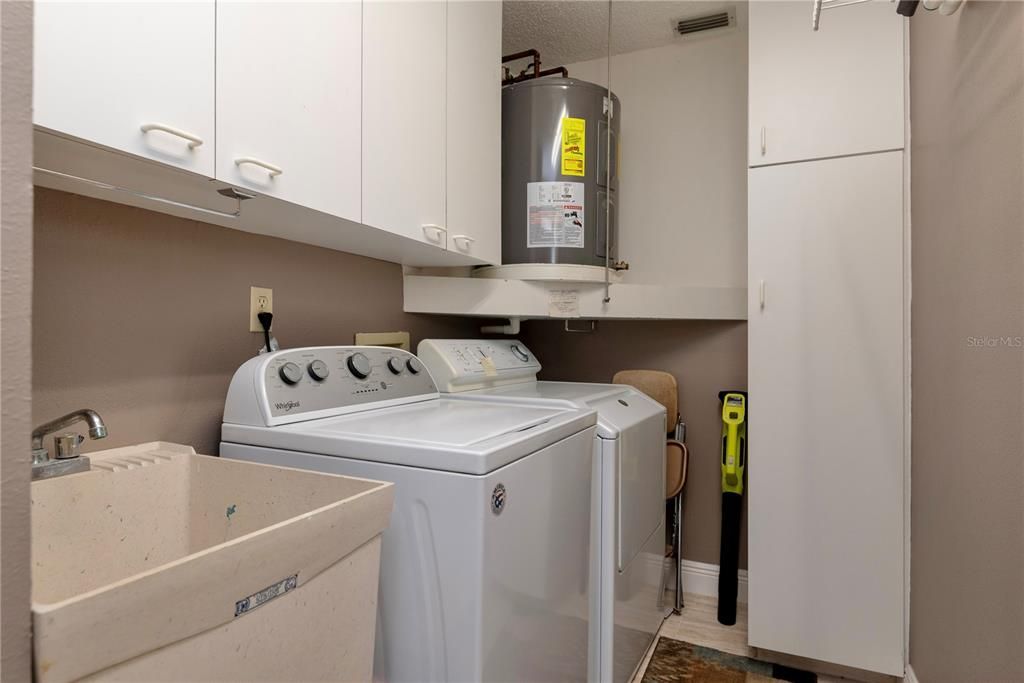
[680,559,749,604]
[641,555,749,604]
[903,663,919,683]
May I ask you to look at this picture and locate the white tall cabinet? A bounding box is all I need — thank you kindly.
[34,0,215,177]
[747,152,906,675]
[746,1,907,676]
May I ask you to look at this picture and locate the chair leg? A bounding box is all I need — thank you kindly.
[657,536,668,613]
[674,493,684,613]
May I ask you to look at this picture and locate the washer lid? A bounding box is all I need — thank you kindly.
[297,399,567,446]
[221,397,597,475]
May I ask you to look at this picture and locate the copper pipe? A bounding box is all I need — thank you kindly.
[502,64,570,85]
[501,48,541,77]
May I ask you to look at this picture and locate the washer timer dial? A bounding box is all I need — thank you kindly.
[278,362,303,385]
[308,359,329,381]
[347,353,372,379]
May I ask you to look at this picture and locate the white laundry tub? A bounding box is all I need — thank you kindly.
[31,442,393,683]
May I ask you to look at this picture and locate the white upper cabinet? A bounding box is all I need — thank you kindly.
[748,0,905,166]
[34,0,215,176]
[33,0,501,266]
[362,1,448,250]
[216,1,361,221]
[445,0,502,265]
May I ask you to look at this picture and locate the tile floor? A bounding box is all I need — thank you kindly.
[629,594,881,683]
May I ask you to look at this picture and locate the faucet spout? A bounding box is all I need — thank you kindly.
[32,409,108,451]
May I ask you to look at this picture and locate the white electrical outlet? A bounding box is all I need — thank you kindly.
[249,286,273,332]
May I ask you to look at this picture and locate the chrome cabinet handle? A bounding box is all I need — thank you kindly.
[760,126,766,156]
[234,157,283,177]
[451,234,475,251]
[140,122,204,149]
[422,224,447,243]
[759,279,766,310]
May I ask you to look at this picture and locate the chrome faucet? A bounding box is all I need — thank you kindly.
[31,408,108,480]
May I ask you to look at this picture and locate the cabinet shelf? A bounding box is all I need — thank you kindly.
[402,273,747,321]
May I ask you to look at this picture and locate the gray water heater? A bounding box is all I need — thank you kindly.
[501,77,620,267]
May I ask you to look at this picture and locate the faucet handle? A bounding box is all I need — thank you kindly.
[54,433,85,460]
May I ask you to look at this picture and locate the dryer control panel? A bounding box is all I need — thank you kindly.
[417,339,541,393]
[223,346,439,426]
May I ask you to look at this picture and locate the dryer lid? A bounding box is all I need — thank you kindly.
[451,382,666,439]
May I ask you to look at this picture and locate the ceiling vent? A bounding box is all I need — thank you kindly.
[673,9,735,37]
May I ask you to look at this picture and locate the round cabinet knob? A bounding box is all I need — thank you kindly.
[510,344,529,362]
[347,353,372,379]
[406,358,423,375]
[308,359,329,381]
[387,357,404,375]
[278,362,303,385]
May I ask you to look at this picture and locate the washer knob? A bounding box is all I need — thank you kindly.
[406,357,423,375]
[347,353,371,379]
[510,344,529,362]
[278,362,302,385]
[308,359,329,381]
[387,357,404,375]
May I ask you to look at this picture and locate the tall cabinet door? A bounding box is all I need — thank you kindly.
[363,0,447,249]
[445,0,502,265]
[34,0,215,176]
[217,2,361,221]
[747,151,905,675]
[748,0,904,166]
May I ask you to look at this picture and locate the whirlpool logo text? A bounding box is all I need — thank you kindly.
[275,400,301,412]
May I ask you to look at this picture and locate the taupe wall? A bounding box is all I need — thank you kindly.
[33,188,480,455]
[1,2,34,679]
[909,3,1024,681]
[522,319,748,568]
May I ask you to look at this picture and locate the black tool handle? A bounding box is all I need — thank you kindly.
[717,491,743,625]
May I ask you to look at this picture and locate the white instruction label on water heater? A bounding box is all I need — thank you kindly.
[526,182,585,249]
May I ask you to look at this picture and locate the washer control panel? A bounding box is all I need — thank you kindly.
[417,339,541,393]
[223,346,439,426]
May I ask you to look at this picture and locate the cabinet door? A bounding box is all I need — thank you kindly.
[363,0,447,248]
[445,0,502,264]
[34,1,215,176]
[748,0,905,166]
[216,1,361,221]
[747,151,905,675]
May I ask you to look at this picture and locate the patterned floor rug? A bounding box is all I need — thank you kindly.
[641,637,817,683]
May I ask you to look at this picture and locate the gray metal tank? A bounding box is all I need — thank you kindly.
[502,77,620,266]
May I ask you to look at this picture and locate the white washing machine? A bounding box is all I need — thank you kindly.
[220,346,597,683]
[418,339,671,683]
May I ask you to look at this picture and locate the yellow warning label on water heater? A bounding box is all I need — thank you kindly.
[561,117,586,177]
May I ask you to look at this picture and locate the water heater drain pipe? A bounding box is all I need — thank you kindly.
[481,317,522,335]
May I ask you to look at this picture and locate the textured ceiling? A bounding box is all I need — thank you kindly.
[503,1,746,68]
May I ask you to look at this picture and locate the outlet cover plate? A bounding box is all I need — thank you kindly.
[250,286,273,332]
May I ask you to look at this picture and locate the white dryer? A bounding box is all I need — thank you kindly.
[418,339,671,683]
[220,346,597,683]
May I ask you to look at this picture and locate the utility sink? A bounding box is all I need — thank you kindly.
[31,442,393,683]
